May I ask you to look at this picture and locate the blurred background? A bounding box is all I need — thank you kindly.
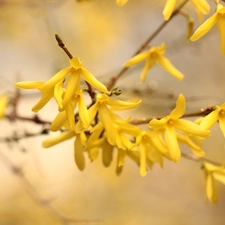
[1,0,225,224]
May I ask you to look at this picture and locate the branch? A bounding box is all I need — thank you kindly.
[107,0,190,90]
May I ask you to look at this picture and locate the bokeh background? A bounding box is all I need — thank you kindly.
[1,0,225,224]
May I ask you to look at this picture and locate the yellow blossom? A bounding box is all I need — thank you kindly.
[50,88,89,131]
[200,103,225,137]
[133,130,167,176]
[190,3,225,55]
[203,162,225,204]
[148,94,210,162]
[116,0,128,6]
[124,43,184,83]
[14,57,109,112]
[163,0,210,21]
[0,95,8,118]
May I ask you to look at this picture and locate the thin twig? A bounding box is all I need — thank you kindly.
[130,106,215,125]
[107,0,190,90]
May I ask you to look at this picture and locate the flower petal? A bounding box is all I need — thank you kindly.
[42,130,75,148]
[14,81,44,89]
[163,0,177,21]
[140,57,155,83]
[62,71,80,110]
[139,142,147,177]
[81,68,109,93]
[78,95,90,129]
[206,174,218,204]
[217,14,225,55]
[107,98,141,110]
[157,55,184,80]
[102,141,114,167]
[175,119,210,138]
[0,95,8,118]
[40,67,71,92]
[170,94,186,119]
[190,13,218,41]
[191,0,210,15]
[165,126,181,162]
[54,80,64,110]
[200,109,219,130]
[74,133,86,171]
[219,115,225,137]
[124,52,149,67]
[116,0,128,7]
[32,88,54,113]
[50,111,67,131]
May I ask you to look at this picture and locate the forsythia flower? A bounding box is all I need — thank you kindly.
[14,57,109,112]
[163,0,210,21]
[203,162,225,204]
[190,3,225,55]
[76,93,141,137]
[0,95,8,118]
[116,0,128,6]
[148,94,210,162]
[134,131,167,176]
[124,43,184,83]
[200,103,225,137]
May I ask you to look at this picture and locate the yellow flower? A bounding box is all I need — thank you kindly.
[124,43,184,83]
[50,88,89,131]
[134,131,167,176]
[148,94,210,162]
[163,0,210,21]
[200,103,225,137]
[14,57,109,112]
[116,0,128,6]
[0,95,8,118]
[76,93,141,136]
[190,3,225,55]
[203,162,225,204]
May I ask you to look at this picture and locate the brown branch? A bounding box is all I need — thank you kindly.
[107,0,190,90]
[0,150,99,224]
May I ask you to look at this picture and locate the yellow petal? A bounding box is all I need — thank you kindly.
[0,95,8,118]
[65,101,76,129]
[62,71,80,110]
[54,80,64,110]
[50,111,67,131]
[200,109,219,130]
[14,81,44,89]
[165,126,180,162]
[175,119,210,138]
[116,0,128,7]
[219,116,225,137]
[213,171,225,185]
[139,142,147,177]
[40,67,71,92]
[217,15,225,55]
[74,133,86,171]
[124,52,149,67]
[170,94,185,119]
[102,141,114,167]
[191,0,210,15]
[98,105,117,145]
[117,149,126,167]
[42,130,75,148]
[157,55,184,80]
[78,95,90,129]
[190,13,218,41]
[206,174,218,204]
[32,88,54,113]
[81,68,109,94]
[107,98,141,110]
[140,58,155,83]
[163,0,177,21]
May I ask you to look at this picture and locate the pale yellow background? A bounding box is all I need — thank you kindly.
[0,0,225,224]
